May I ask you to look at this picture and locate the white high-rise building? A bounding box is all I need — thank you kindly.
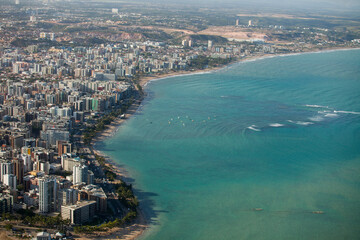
[39,176,58,213]
[39,161,50,174]
[15,84,23,96]
[21,154,32,172]
[13,63,20,73]
[0,161,13,183]
[87,170,94,185]
[3,174,17,189]
[7,85,15,96]
[208,40,213,50]
[58,107,72,118]
[73,164,88,184]
[49,33,55,41]
[34,64,42,73]
[188,40,193,47]
[61,154,81,171]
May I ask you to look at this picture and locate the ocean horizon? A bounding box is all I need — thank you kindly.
[98,49,360,240]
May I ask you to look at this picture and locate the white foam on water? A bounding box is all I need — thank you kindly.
[324,113,339,118]
[287,120,314,126]
[334,110,360,115]
[305,104,329,108]
[269,123,285,127]
[247,125,261,131]
[308,116,324,122]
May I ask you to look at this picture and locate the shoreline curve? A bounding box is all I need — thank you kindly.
[91,46,360,240]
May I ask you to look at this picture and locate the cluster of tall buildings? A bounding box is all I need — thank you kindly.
[3,43,195,80]
[1,39,248,83]
[0,49,134,225]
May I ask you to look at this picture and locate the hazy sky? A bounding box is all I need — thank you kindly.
[127,0,360,13]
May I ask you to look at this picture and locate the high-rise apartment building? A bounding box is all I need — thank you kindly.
[59,188,78,206]
[3,174,17,189]
[39,176,58,213]
[208,40,213,50]
[0,161,13,183]
[73,164,88,184]
[12,158,24,184]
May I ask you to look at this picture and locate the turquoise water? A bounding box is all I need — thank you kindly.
[99,49,360,240]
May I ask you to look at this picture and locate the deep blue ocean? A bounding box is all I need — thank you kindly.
[99,49,360,240]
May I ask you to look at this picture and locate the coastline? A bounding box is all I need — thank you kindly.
[141,46,360,88]
[90,46,359,240]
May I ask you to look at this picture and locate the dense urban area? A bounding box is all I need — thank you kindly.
[0,0,360,239]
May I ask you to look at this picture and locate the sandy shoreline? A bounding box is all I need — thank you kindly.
[93,99,143,144]
[88,98,148,240]
[90,46,359,240]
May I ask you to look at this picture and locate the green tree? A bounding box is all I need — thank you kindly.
[5,223,13,231]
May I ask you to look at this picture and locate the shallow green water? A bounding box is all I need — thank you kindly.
[99,49,360,240]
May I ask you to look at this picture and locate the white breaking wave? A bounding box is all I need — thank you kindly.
[334,110,360,115]
[247,125,261,131]
[304,104,360,116]
[269,123,285,127]
[287,120,314,126]
[305,104,329,109]
[308,116,324,122]
[324,113,339,118]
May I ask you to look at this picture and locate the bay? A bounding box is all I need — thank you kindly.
[99,49,360,240]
